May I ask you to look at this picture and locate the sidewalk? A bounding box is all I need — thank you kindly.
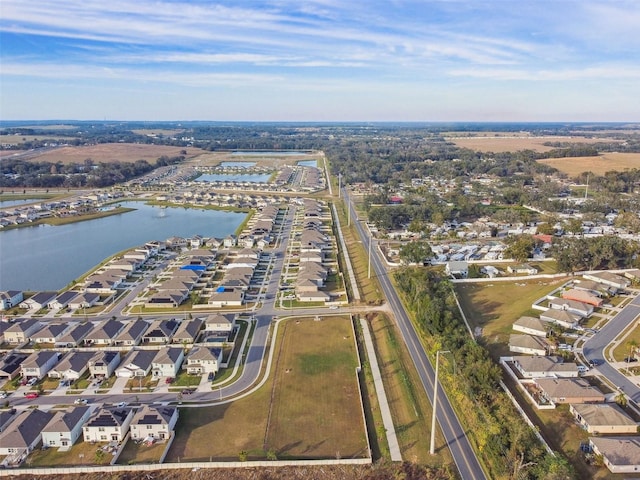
[359,318,402,461]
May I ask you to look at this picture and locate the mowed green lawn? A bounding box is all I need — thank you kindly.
[265,317,368,459]
[167,316,367,462]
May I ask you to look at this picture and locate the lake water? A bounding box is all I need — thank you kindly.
[195,173,271,183]
[219,161,256,168]
[297,160,318,167]
[0,202,246,291]
[0,199,43,208]
[231,151,310,156]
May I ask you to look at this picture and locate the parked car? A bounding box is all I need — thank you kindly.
[0,391,8,399]
[165,377,174,384]
[181,389,194,395]
[115,402,128,408]
[25,392,39,399]
[74,398,88,405]
[27,378,38,386]
[624,357,638,363]
[207,372,215,381]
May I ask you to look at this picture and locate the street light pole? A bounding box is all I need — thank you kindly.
[430,349,451,455]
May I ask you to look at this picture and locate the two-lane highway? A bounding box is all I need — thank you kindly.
[345,189,486,480]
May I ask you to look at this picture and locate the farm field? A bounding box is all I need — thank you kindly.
[446,135,620,153]
[0,134,79,145]
[27,143,206,164]
[167,316,367,462]
[538,152,640,176]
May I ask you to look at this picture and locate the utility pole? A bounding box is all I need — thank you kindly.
[368,236,372,279]
[338,173,341,198]
[430,350,451,455]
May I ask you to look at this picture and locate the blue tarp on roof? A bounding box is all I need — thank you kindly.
[180,265,206,271]
[216,286,226,293]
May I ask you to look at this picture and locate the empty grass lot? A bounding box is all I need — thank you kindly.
[166,316,367,462]
[265,317,368,459]
[455,278,568,359]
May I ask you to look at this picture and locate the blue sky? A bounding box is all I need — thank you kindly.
[1,0,639,121]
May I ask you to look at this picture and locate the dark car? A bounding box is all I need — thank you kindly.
[181,389,194,395]
[624,357,638,363]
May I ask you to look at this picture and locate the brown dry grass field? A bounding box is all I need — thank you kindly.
[0,134,80,145]
[29,143,207,164]
[538,152,640,176]
[10,463,449,480]
[447,135,620,153]
[167,316,367,462]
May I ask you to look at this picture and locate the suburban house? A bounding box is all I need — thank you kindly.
[185,346,223,374]
[19,291,57,310]
[589,436,640,474]
[151,347,184,378]
[146,289,189,308]
[570,403,638,434]
[42,406,92,448]
[507,264,538,275]
[67,292,100,310]
[512,316,548,337]
[47,291,78,310]
[55,322,94,348]
[83,273,124,293]
[30,323,71,344]
[83,408,134,443]
[0,352,28,380]
[115,349,157,378]
[539,309,580,330]
[4,318,41,344]
[208,288,244,307]
[0,409,17,433]
[297,290,331,303]
[583,271,630,291]
[172,318,203,344]
[85,319,125,346]
[129,405,178,441]
[0,291,23,310]
[21,351,59,380]
[534,378,605,404]
[548,297,594,318]
[114,319,149,346]
[0,409,53,460]
[143,319,179,344]
[562,289,604,307]
[445,261,468,278]
[511,356,579,378]
[47,351,96,380]
[573,279,613,297]
[88,351,121,379]
[508,334,549,356]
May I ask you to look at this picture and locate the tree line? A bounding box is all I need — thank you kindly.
[394,267,573,479]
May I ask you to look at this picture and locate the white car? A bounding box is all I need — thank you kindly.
[115,402,128,408]
[74,398,88,405]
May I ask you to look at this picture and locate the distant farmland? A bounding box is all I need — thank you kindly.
[538,152,640,176]
[27,143,206,164]
[446,135,620,153]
